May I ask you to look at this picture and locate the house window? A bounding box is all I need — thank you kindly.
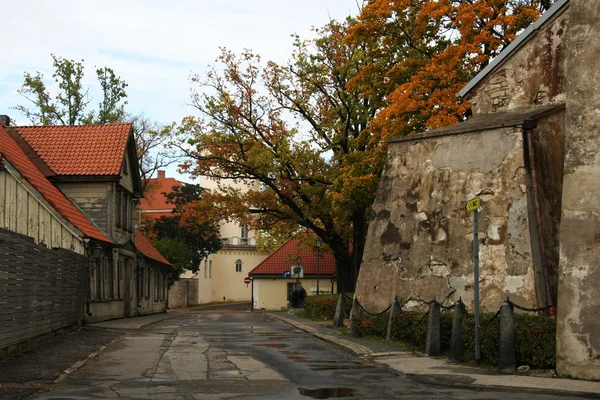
[209,262,212,278]
[204,260,208,278]
[137,265,143,300]
[121,193,127,231]
[123,156,128,175]
[108,258,114,299]
[235,259,242,272]
[154,270,159,301]
[145,266,150,298]
[241,225,248,238]
[116,189,122,227]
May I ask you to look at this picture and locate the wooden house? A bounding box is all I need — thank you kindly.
[1,117,171,325]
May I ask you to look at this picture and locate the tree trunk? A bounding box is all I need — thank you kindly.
[335,254,353,293]
[350,208,368,292]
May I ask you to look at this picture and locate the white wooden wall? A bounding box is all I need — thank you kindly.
[0,170,84,254]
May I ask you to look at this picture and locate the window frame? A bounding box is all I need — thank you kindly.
[235,259,242,272]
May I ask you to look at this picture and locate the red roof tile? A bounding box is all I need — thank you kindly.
[249,236,335,276]
[0,126,113,244]
[135,231,172,266]
[140,177,183,213]
[15,124,131,176]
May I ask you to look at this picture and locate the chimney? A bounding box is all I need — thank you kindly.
[157,170,166,180]
[0,115,10,126]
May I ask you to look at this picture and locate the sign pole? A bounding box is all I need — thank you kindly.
[465,195,481,365]
[473,208,481,364]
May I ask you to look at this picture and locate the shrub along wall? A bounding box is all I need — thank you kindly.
[304,294,353,321]
[351,310,556,369]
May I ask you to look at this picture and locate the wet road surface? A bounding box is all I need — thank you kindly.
[35,310,585,399]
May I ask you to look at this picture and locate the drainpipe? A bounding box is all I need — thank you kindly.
[251,277,254,311]
[523,120,553,313]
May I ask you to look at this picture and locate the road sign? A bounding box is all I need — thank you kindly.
[465,196,481,212]
[283,270,291,278]
[244,277,251,285]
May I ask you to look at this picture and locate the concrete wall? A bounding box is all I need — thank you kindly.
[468,7,568,114]
[252,278,337,311]
[556,0,600,380]
[168,278,199,308]
[356,127,540,313]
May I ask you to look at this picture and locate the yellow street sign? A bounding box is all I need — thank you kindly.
[465,196,481,212]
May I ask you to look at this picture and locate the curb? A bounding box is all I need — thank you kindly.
[267,313,373,358]
[54,336,122,384]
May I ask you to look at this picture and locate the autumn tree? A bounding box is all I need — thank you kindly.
[177,19,386,292]
[145,183,222,280]
[348,0,552,137]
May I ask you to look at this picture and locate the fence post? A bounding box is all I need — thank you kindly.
[449,299,466,363]
[498,300,516,373]
[332,293,346,328]
[386,297,400,341]
[426,301,441,357]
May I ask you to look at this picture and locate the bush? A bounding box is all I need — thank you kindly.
[304,293,353,321]
[352,308,556,369]
[515,314,556,369]
[462,312,556,369]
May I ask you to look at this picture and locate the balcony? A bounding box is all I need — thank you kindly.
[221,237,256,247]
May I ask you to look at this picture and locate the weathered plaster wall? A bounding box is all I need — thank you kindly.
[556,0,600,380]
[356,127,539,313]
[468,8,568,115]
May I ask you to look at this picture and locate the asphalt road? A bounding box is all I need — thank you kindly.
[34,309,585,399]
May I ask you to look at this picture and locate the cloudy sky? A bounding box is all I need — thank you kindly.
[1,1,358,127]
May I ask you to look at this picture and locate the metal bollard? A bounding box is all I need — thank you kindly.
[426,301,441,357]
[332,293,346,328]
[449,299,466,363]
[386,298,400,341]
[498,300,516,373]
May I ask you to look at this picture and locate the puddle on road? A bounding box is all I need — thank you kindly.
[253,343,288,348]
[309,364,376,371]
[280,350,304,355]
[298,387,357,399]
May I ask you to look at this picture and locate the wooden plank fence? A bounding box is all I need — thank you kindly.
[0,228,87,350]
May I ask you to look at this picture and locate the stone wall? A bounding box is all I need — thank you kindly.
[556,0,600,380]
[168,278,199,309]
[468,6,568,115]
[355,127,540,312]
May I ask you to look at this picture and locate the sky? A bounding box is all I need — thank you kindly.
[1,0,359,182]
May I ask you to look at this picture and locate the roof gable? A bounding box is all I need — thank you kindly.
[0,126,113,244]
[249,236,335,276]
[15,124,132,176]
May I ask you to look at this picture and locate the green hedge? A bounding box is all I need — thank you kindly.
[351,310,556,369]
[304,293,353,321]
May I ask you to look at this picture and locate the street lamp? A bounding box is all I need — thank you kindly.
[316,238,322,295]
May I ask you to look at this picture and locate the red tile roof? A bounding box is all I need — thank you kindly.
[0,126,113,244]
[15,124,131,176]
[249,237,336,276]
[135,231,172,266]
[140,177,183,214]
